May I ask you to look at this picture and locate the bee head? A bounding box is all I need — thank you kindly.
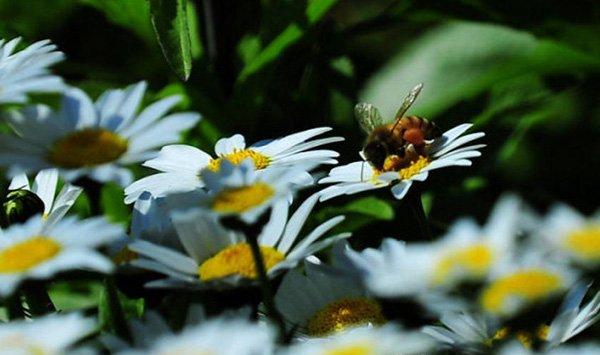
[363,140,388,170]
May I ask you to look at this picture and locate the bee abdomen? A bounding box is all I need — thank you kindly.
[400,116,441,140]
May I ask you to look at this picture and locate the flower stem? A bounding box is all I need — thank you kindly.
[4,293,25,320]
[406,190,433,240]
[245,225,287,343]
[22,281,56,316]
[103,276,131,342]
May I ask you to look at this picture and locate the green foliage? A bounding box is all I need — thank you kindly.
[315,196,394,233]
[100,183,130,225]
[361,21,600,120]
[149,0,194,80]
[49,280,104,311]
[80,0,154,44]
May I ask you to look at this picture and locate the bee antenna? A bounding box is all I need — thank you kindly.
[360,160,365,182]
[391,83,424,133]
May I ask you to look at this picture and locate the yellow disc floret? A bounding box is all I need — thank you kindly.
[433,244,494,284]
[0,237,61,273]
[211,183,274,213]
[198,243,284,281]
[480,269,563,315]
[398,156,430,180]
[48,128,128,168]
[564,225,600,261]
[325,343,373,355]
[207,149,271,172]
[307,298,386,337]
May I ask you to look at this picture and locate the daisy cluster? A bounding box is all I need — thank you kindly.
[0,36,597,355]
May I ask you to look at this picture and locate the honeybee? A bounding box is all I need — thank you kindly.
[356,83,441,172]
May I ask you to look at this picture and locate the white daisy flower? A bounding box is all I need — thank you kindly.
[0,82,201,186]
[279,323,436,355]
[275,255,384,338]
[498,341,600,355]
[479,254,577,317]
[0,215,123,296]
[7,168,82,227]
[124,127,343,203]
[118,315,275,355]
[342,238,435,298]
[546,282,600,348]
[190,159,314,224]
[0,37,65,104]
[427,194,523,288]
[318,123,484,201]
[537,203,600,267]
[129,193,350,289]
[422,311,503,354]
[0,313,96,354]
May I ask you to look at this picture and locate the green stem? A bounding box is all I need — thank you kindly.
[245,230,287,343]
[22,282,56,316]
[5,293,25,320]
[103,276,131,342]
[407,191,433,240]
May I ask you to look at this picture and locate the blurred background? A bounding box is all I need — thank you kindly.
[1,0,598,241]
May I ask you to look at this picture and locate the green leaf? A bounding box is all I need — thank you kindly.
[361,21,600,120]
[149,0,193,80]
[306,0,338,23]
[80,0,154,44]
[314,197,394,233]
[237,0,338,81]
[49,280,104,311]
[100,183,130,225]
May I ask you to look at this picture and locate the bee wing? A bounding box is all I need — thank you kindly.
[394,83,423,120]
[355,103,384,133]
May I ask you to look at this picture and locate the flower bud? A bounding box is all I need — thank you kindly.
[0,189,45,228]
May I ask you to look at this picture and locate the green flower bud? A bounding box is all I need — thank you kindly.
[0,189,45,228]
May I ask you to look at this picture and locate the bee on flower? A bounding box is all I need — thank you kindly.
[124,127,343,204]
[318,84,484,201]
[0,37,65,104]
[0,82,200,187]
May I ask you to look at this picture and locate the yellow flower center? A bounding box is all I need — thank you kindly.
[307,298,386,337]
[325,343,373,355]
[0,237,61,273]
[207,149,271,172]
[480,269,563,315]
[564,225,600,261]
[433,244,494,284]
[48,128,128,168]
[198,243,284,281]
[211,183,274,213]
[398,156,430,180]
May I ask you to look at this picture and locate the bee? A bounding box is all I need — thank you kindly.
[355,83,441,172]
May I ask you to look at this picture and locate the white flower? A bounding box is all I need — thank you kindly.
[546,282,600,348]
[189,159,312,224]
[118,315,275,355]
[479,254,577,317]
[342,238,435,298]
[0,37,65,104]
[427,194,523,288]
[8,168,82,227]
[129,193,349,289]
[0,215,123,296]
[0,82,200,186]
[422,311,502,354]
[279,324,436,355]
[124,127,342,203]
[537,203,600,267]
[274,255,384,338]
[318,123,484,201]
[498,341,600,355]
[0,313,96,354]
